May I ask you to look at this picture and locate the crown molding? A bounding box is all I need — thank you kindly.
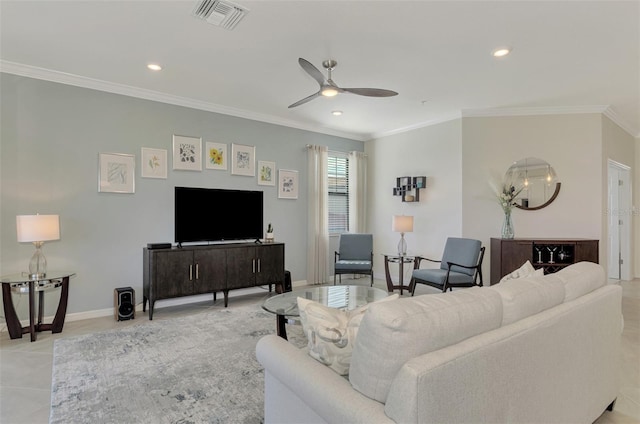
[462,105,610,117]
[0,60,365,142]
[603,107,639,139]
[366,113,462,141]
[462,105,638,138]
[3,61,636,141]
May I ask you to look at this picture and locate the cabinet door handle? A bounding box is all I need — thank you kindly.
[195,263,199,280]
[189,264,193,281]
[258,259,261,273]
[252,259,256,273]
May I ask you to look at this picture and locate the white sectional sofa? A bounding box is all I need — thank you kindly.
[256,262,622,423]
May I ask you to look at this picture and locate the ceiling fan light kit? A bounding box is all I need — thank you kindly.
[288,58,398,108]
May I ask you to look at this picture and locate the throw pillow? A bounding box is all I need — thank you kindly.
[499,260,539,283]
[297,294,399,375]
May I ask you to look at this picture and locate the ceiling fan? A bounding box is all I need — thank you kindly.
[288,58,398,108]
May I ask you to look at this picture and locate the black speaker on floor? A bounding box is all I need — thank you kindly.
[283,270,292,292]
[114,287,135,321]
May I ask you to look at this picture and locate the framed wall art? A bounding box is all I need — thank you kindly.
[98,152,135,193]
[205,142,227,170]
[278,169,299,199]
[140,147,167,179]
[258,161,276,186]
[231,143,256,176]
[173,135,202,171]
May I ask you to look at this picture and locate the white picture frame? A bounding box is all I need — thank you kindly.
[257,161,276,186]
[278,169,299,199]
[205,142,228,170]
[98,153,135,193]
[173,135,202,171]
[231,143,256,176]
[140,148,167,179]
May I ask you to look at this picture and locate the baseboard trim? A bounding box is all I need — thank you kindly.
[1,282,308,333]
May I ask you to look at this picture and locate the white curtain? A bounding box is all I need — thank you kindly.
[307,145,329,285]
[348,151,368,233]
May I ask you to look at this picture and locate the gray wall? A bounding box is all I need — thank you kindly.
[0,74,363,318]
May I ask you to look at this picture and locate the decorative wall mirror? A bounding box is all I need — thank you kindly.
[505,157,561,210]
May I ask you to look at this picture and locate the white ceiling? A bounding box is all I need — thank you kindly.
[1,0,638,141]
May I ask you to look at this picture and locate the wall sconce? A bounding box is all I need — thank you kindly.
[16,214,60,279]
[392,215,414,256]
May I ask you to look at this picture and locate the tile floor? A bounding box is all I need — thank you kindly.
[0,277,638,424]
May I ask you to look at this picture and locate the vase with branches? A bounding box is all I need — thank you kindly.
[490,180,524,239]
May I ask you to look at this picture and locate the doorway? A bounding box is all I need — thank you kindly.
[607,160,631,280]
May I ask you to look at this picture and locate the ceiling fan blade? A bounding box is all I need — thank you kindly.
[342,87,398,97]
[288,91,321,108]
[298,58,326,87]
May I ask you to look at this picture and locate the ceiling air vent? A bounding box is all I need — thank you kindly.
[193,0,249,30]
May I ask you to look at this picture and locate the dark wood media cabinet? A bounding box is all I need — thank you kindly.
[143,242,284,319]
[490,238,599,284]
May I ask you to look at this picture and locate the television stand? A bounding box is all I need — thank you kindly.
[143,242,285,319]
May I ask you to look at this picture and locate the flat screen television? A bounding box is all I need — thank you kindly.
[175,187,263,244]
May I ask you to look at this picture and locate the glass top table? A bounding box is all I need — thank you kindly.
[262,285,389,339]
[0,271,75,342]
[1,271,76,293]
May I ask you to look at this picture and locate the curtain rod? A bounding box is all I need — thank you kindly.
[304,145,367,157]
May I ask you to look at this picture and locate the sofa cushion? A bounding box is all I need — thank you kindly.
[349,287,502,403]
[297,294,399,375]
[499,260,543,283]
[489,274,565,326]
[553,261,605,301]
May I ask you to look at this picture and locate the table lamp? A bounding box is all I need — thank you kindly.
[16,214,60,279]
[392,215,413,256]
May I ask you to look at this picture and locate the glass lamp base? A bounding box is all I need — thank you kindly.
[28,244,47,279]
[397,234,407,256]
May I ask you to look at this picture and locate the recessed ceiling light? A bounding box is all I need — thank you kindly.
[331,110,343,116]
[147,63,162,71]
[492,47,511,58]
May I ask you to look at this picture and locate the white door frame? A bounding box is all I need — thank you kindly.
[607,159,632,280]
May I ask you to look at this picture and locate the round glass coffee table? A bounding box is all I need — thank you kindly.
[262,285,388,340]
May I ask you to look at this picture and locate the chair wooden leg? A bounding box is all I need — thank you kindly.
[333,273,336,286]
[370,273,373,287]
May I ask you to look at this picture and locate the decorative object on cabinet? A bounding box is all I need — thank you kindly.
[278,169,299,199]
[393,176,426,202]
[141,148,167,179]
[392,215,413,256]
[504,157,561,210]
[143,242,285,319]
[265,223,274,242]
[99,152,135,193]
[172,135,202,171]
[231,143,256,176]
[490,180,523,239]
[205,142,227,170]
[490,238,598,284]
[258,161,276,186]
[16,214,60,279]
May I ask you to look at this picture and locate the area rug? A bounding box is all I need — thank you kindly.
[50,304,305,424]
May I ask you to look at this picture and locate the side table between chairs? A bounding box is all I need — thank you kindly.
[383,254,418,294]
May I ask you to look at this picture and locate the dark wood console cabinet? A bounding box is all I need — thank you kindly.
[143,242,284,319]
[490,238,598,284]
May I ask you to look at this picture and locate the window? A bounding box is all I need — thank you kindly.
[328,154,349,234]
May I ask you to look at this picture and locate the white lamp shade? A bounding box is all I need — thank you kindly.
[392,215,414,233]
[16,214,60,242]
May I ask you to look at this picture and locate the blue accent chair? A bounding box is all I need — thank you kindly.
[334,233,374,286]
[410,237,485,294]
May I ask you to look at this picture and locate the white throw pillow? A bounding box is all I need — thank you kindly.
[499,260,540,283]
[297,294,399,375]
